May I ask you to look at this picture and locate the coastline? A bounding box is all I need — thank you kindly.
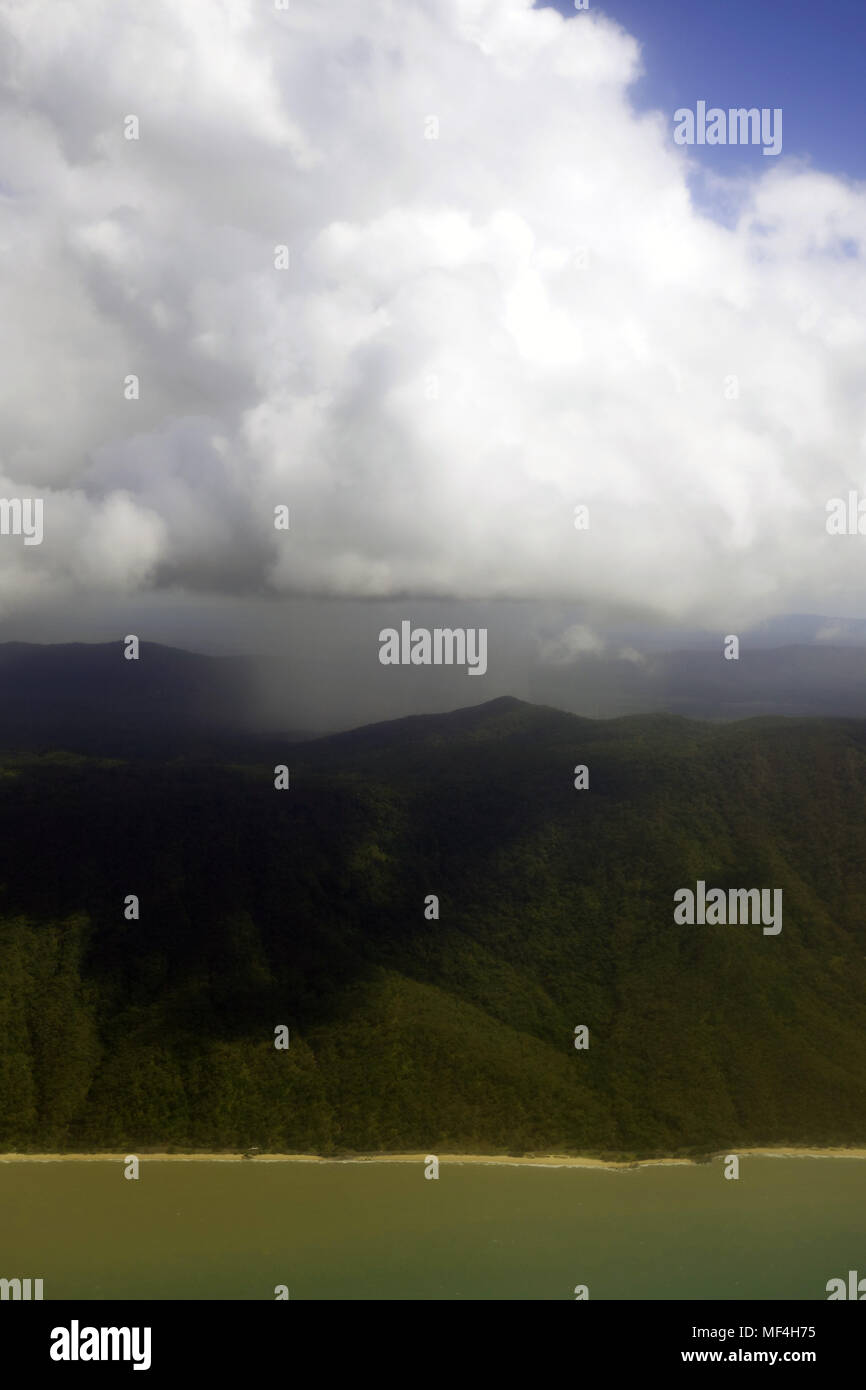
[1,1147,865,1168]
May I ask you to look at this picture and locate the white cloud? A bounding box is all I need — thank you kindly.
[1,0,866,628]
[537,624,605,664]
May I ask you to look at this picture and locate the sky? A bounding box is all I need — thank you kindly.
[2,0,866,726]
[543,0,866,181]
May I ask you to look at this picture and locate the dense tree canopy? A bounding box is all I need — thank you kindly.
[1,699,865,1157]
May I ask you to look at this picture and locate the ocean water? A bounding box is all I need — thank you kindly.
[0,1157,862,1300]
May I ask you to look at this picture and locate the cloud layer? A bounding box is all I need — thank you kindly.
[2,0,866,627]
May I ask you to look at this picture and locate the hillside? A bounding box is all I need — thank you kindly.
[0,641,258,754]
[1,696,865,1156]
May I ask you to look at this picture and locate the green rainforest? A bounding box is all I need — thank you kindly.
[1,697,865,1158]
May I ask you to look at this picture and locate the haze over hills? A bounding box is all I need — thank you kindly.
[744,615,866,646]
[1,690,865,1156]
[532,643,866,719]
[4,629,866,754]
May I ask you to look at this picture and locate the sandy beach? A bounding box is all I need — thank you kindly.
[1,1147,865,1167]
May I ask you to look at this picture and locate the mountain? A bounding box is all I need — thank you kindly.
[0,641,316,756]
[531,643,866,719]
[0,641,249,749]
[1,695,865,1157]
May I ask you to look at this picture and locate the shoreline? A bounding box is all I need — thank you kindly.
[1,1147,865,1168]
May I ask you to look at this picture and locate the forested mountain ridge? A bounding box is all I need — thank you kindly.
[1,696,865,1156]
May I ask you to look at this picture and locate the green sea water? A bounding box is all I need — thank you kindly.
[0,1158,862,1300]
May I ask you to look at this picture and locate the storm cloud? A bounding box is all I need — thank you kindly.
[1,0,866,637]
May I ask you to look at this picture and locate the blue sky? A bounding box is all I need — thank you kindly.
[542,0,866,180]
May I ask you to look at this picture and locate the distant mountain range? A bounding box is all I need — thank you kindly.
[1,690,865,1156]
[4,631,866,757]
[0,642,313,755]
[531,643,866,719]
